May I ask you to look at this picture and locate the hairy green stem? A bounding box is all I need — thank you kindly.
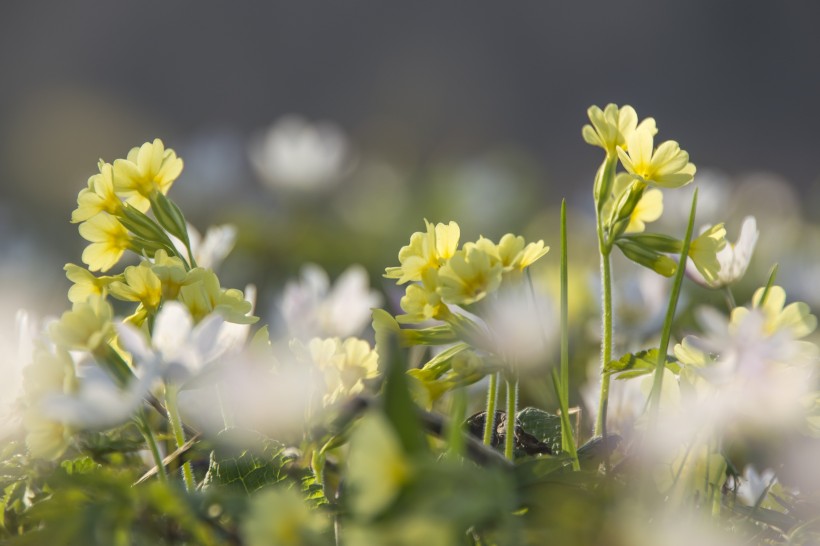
[165,385,195,491]
[483,373,500,445]
[595,249,613,438]
[504,377,518,460]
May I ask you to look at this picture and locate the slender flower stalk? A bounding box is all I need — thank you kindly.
[165,385,195,491]
[504,375,518,460]
[482,373,500,446]
[135,410,167,483]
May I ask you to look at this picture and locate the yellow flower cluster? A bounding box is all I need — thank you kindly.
[72,139,183,273]
[385,220,549,324]
[292,337,379,405]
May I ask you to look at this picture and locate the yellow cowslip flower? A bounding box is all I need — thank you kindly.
[687,224,727,285]
[345,412,411,519]
[109,262,163,310]
[624,188,663,234]
[71,162,130,223]
[437,246,503,305]
[617,125,696,188]
[48,295,114,352]
[582,104,657,155]
[397,269,450,324]
[112,139,184,211]
[733,286,817,339]
[385,220,460,284]
[22,345,75,460]
[178,268,257,324]
[64,263,120,303]
[299,337,379,405]
[241,487,329,546]
[150,249,188,300]
[79,212,132,272]
[24,410,71,460]
[467,234,549,273]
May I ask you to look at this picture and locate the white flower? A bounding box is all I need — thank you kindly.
[736,466,776,507]
[249,115,353,191]
[279,264,382,339]
[40,360,156,430]
[117,302,236,385]
[1,310,38,439]
[687,216,758,288]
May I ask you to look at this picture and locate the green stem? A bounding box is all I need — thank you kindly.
[136,411,167,483]
[165,385,195,491]
[595,249,613,438]
[447,387,468,458]
[504,376,518,461]
[482,373,500,446]
[723,286,736,311]
[560,200,569,411]
[647,189,698,420]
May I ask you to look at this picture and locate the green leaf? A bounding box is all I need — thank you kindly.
[203,428,291,495]
[515,407,563,455]
[606,348,680,379]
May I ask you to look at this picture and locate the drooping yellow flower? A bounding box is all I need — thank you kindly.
[384,220,460,284]
[582,104,657,155]
[112,139,183,210]
[22,345,75,460]
[109,262,163,310]
[437,246,503,305]
[617,125,696,188]
[624,188,663,234]
[687,224,727,285]
[397,269,449,324]
[78,212,131,272]
[48,295,114,352]
[24,410,71,460]
[71,162,129,223]
[64,263,120,303]
[150,249,188,300]
[178,268,257,324]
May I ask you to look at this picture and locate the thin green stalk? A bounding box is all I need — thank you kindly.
[595,249,613,438]
[759,263,779,306]
[504,376,518,461]
[447,387,468,458]
[135,411,167,483]
[648,189,698,419]
[165,385,195,491]
[482,373,500,446]
[723,286,736,311]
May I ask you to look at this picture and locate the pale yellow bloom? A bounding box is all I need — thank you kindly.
[178,268,257,324]
[437,246,503,305]
[397,269,449,324]
[48,295,114,352]
[24,410,71,460]
[64,263,119,303]
[624,188,663,234]
[150,249,188,300]
[72,162,129,223]
[109,263,163,310]
[299,337,379,405]
[733,285,817,339]
[687,224,727,285]
[384,220,460,284]
[112,139,184,210]
[582,103,657,155]
[79,212,131,272]
[617,125,696,188]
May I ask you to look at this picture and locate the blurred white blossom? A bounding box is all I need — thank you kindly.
[736,465,776,507]
[117,302,239,385]
[172,223,238,270]
[249,115,353,191]
[279,264,381,339]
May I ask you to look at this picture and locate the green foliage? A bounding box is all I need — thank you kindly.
[606,348,680,380]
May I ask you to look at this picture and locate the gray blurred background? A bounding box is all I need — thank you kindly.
[1,1,819,317]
